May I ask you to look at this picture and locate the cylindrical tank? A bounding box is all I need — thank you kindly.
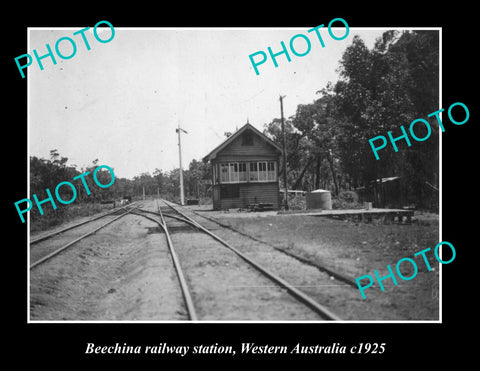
[306,189,332,210]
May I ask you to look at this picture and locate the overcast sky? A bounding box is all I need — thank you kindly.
[28,26,386,179]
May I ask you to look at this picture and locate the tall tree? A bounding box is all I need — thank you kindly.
[332,30,439,206]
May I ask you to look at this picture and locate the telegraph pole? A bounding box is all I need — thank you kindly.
[280,95,289,210]
[176,123,188,206]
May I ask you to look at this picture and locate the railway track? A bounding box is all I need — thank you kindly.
[131,203,198,320]
[29,202,142,269]
[30,199,346,321]
[135,199,342,321]
[190,209,359,288]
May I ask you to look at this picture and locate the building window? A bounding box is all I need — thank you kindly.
[220,161,276,183]
[220,163,229,183]
[258,162,267,181]
[239,162,247,181]
[249,162,258,181]
[267,162,276,180]
[249,161,276,182]
[220,162,248,183]
[229,163,239,182]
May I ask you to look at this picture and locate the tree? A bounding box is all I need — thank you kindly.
[332,30,439,207]
[184,159,210,198]
[261,30,439,209]
[293,95,341,194]
[153,168,165,196]
[263,117,308,189]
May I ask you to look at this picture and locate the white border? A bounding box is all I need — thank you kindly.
[27,26,442,324]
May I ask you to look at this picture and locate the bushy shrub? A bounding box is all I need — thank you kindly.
[287,194,306,210]
[30,202,110,233]
[332,191,362,210]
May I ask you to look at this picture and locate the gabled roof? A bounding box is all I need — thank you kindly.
[202,123,283,162]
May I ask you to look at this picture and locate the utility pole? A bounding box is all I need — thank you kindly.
[176,123,188,206]
[142,186,145,201]
[280,95,289,210]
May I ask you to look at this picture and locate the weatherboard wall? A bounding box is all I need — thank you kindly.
[213,182,280,210]
[214,131,278,159]
[207,125,282,210]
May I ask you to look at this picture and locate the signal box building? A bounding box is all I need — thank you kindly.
[202,123,283,210]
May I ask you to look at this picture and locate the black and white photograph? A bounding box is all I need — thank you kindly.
[26,25,440,322]
[7,6,474,364]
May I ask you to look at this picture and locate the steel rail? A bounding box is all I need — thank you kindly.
[131,206,198,321]
[30,202,140,245]
[142,207,357,288]
[30,206,138,270]
[137,208,192,225]
[160,199,342,321]
[191,210,359,288]
[155,200,198,321]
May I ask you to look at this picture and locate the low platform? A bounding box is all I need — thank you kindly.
[279,208,414,223]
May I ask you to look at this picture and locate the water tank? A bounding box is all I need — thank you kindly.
[306,189,332,210]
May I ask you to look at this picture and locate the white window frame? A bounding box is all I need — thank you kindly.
[250,161,277,183]
[258,161,267,181]
[219,161,277,184]
[249,162,259,182]
[220,163,229,183]
[238,162,247,182]
[219,162,248,184]
[267,161,276,181]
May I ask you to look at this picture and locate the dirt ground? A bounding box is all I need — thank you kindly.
[187,205,440,321]
[29,201,439,321]
[30,210,187,321]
